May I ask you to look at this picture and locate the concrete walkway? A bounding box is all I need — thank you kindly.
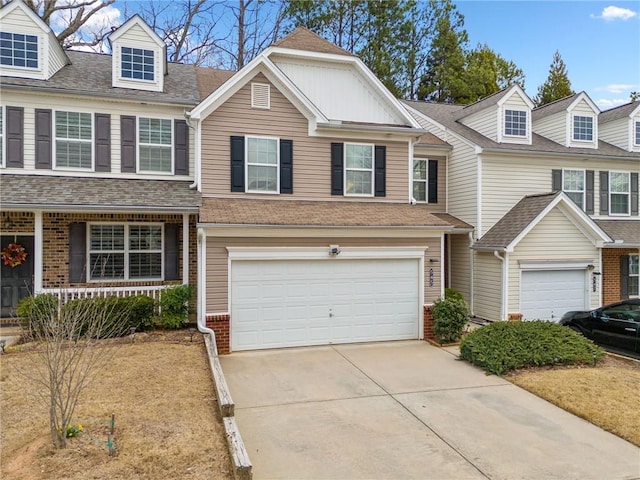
[220,340,640,480]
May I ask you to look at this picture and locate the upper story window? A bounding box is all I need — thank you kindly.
[121,47,154,81]
[629,255,639,297]
[573,115,593,141]
[88,223,162,281]
[345,143,373,196]
[246,136,278,193]
[562,169,585,209]
[139,118,172,173]
[504,109,527,137]
[635,121,640,146]
[55,111,92,170]
[610,171,630,215]
[0,107,3,167]
[0,32,38,69]
[413,159,428,202]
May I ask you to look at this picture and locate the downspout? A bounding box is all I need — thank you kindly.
[196,228,217,340]
[469,231,474,316]
[184,112,199,191]
[494,250,507,321]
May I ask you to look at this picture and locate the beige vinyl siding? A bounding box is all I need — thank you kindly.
[599,117,630,151]
[472,251,502,320]
[569,100,598,149]
[500,94,531,145]
[205,236,442,313]
[459,107,498,141]
[448,234,471,302]
[481,154,637,232]
[532,111,566,146]
[0,90,195,178]
[47,33,68,78]
[111,24,163,92]
[508,207,600,311]
[200,74,411,203]
[411,153,447,210]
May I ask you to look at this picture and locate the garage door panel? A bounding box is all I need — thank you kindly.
[521,270,586,321]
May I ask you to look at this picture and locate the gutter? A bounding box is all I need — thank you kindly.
[494,250,507,321]
[481,146,638,162]
[197,222,456,232]
[315,122,427,136]
[0,203,199,213]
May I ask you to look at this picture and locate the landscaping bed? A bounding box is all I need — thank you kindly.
[0,330,234,480]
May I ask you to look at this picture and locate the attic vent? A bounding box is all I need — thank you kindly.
[251,83,270,109]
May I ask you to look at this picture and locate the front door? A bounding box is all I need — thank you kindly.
[1,235,35,318]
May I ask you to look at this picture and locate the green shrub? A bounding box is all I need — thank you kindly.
[459,321,606,375]
[444,288,465,303]
[432,296,469,344]
[16,294,60,336]
[158,285,193,329]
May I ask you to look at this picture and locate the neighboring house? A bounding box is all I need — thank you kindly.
[405,87,640,322]
[0,1,200,317]
[188,28,470,353]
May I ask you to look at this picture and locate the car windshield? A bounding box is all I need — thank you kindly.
[602,304,640,322]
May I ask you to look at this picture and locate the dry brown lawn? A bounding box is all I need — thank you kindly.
[0,330,233,480]
[507,355,640,447]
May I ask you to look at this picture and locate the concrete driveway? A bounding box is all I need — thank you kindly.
[220,340,640,480]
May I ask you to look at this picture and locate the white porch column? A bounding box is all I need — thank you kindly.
[34,210,43,293]
[182,213,189,285]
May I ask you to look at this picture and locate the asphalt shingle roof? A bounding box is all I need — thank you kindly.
[0,50,201,105]
[473,192,561,249]
[272,27,356,57]
[0,175,201,211]
[195,66,236,101]
[200,197,461,228]
[594,220,640,246]
[599,101,640,124]
[531,93,579,121]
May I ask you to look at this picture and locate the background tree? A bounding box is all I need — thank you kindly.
[630,91,640,102]
[534,50,575,106]
[401,0,437,99]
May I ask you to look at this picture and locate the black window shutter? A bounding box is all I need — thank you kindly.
[35,109,52,169]
[331,143,344,195]
[620,255,630,299]
[280,139,293,194]
[428,160,438,203]
[631,172,638,216]
[230,136,245,192]
[599,171,609,215]
[174,119,189,176]
[94,113,111,172]
[69,223,86,283]
[164,224,180,281]
[551,169,562,192]
[5,106,24,168]
[121,115,136,173]
[374,145,386,197]
[585,170,594,214]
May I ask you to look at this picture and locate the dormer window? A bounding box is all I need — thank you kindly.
[121,47,154,81]
[504,109,527,137]
[572,115,593,141]
[635,121,640,147]
[0,32,38,69]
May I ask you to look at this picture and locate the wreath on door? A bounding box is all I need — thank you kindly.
[1,242,28,268]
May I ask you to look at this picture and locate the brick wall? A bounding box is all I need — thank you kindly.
[423,305,435,340]
[602,248,637,304]
[206,313,230,354]
[1,211,34,232]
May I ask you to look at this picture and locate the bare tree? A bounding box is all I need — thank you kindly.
[13,294,133,448]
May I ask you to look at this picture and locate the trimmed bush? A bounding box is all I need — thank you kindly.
[433,296,469,343]
[16,294,59,335]
[158,285,193,329]
[459,321,606,375]
[444,288,465,303]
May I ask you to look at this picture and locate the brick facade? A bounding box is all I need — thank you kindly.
[423,304,435,341]
[602,247,638,304]
[1,211,34,232]
[206,313,231,354]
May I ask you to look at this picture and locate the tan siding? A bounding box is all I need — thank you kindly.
[508,208,600,311]
[449,234,471,302]
[200,73,410,202]
[205,236,442,312]
[47,36,68,77]
[0,90,194,178]
[473,251,502,320]
[481,155,637,232]
[460,107,498,141]
[533,111,566,145]
[599,117,629,151]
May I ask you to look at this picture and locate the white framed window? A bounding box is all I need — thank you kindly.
[251,83,270,109]
[121,47,154,81]
[562,169,585,209]
[610,171,630,215]
[55,111,93,170]
[0,106,4,168]
[504,109,527,137]
[573,115,593,141]
[138,117,172,173]
[88,223,163,281]
[246,136,279,193]
[0,32,38,69]
[635,121,640,147]
[630,255,639,297]
[344,143,374,196]
[413,158,428,202]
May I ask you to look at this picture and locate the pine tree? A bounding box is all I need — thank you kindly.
[534,50,575,107]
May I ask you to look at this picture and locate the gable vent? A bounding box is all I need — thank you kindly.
[251,82,270,109]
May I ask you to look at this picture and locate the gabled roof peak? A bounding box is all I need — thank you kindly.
[532,91,599,120]
[272,27,356,57]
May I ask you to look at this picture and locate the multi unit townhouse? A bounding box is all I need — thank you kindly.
[1,0,638,352]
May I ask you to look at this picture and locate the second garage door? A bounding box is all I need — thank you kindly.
[521,269,587,321]
[231,258,420,351]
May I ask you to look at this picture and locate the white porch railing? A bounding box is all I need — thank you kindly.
[40,285,166,304]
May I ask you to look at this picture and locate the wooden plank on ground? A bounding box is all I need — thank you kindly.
[224,416,253,480]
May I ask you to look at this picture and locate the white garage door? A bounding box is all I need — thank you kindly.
[521,270,587,321]
[231,258,420,351]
